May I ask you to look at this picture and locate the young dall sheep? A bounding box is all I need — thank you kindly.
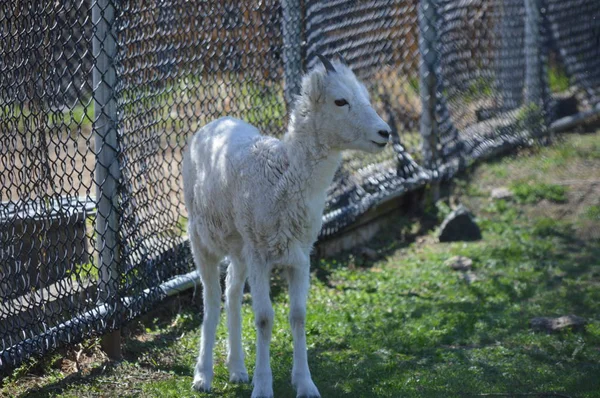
[182,54,391,398]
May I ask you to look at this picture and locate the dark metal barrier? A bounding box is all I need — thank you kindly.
[1,0,598,371]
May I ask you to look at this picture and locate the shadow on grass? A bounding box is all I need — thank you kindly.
[303,312,600,397]
[15,293,202,398]
[313,210,439,287]
[17,361,111,398]
[305,211,600,396]
[14,199,600,397]
[310,204,598,397]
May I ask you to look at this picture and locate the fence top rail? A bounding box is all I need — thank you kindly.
[0,196,96,221]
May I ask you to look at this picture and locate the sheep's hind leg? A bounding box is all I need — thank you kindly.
[249,264,275,398]
[288,266,321,398]
[190,230,222,392]
[226,257,249,383]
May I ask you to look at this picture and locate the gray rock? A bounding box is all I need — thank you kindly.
[462,271,480,284]
[530,315,587,332]
[491,187,513,200]
[445,256,473,271]
[550,92,579,120]
[358,247,378,261]
[438,205,482,242]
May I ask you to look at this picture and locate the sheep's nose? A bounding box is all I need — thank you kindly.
[378,130,391,140]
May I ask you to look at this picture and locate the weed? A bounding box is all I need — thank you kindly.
[434,200,452,222]
[548,64,571,93]
[510,180,568,203]
[66,262,99,281]
[583,205,600,220]
[532,217,573,237]
[515,103,545,134]
[460,77,494,104]
[176,215,188,236]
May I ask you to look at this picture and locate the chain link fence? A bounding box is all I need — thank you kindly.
[1,0,599,371]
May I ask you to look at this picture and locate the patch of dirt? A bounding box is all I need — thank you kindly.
[527,180,600,241]
[453,131,600,242]
[0,338,108,397]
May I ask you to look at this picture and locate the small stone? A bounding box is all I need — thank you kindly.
[445,256,473,271]
[358,247,378,261]
[416,236,428,245]
[491,187,513,200]
[530,315,587,332]
[462,271,479,284]
[438,205,482,242]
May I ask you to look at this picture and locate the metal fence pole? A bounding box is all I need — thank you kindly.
[419,0,440,200]
[525,0,542,106]
[497,0,525,111]
[92,0,121,359]
[282,0,303,107]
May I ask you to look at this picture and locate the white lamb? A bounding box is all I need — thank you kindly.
[182,55,391,398]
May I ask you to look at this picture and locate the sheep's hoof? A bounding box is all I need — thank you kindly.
[250,391,274,398]
[251,371,273,398]
[192,373,212,392]
[295,379,321,398]
[250,384,274,398]
[229,371,250,383]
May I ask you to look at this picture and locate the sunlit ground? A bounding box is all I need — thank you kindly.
[2,131,599,398]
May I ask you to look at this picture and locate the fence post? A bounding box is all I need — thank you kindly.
[497,0,525,111]
[92,0,122,360]
[282,0,303,107]
[525,0,542,106]
[419,0,440,200]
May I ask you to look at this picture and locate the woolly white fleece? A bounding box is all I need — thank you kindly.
[183,60,390,398]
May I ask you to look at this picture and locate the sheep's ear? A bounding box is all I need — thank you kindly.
[301,69,326,105]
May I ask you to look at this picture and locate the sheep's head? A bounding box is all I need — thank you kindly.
[300,54,392,153]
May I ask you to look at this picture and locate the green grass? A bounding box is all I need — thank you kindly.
[2,73,286,141]
[66,262,99,282]
[126,73,287,138]
[449,76,494,105]
[470,132,600,188]
[548,64,571,93]
[463,77,494,102]
[2,102,94,135]
[2,132,600,397]
[510,180,568,204]
[177,215,189,236]
[584,205,600,220]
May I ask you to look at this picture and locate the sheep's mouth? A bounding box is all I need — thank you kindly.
[371,141,387,148]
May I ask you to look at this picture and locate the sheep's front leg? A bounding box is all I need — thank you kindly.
[249,266,274,398]
[226,258,249,383]
[288,266,321,398]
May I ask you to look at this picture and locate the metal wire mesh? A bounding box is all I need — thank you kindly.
[1,0,101,368]
[433,0,551,177]
[1,0,599,372]
[304,0,430,236]
[115,0,287,318]
[545,0,600,109]
[430,0,599,178]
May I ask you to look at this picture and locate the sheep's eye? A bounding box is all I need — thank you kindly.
[334,99,348,107]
